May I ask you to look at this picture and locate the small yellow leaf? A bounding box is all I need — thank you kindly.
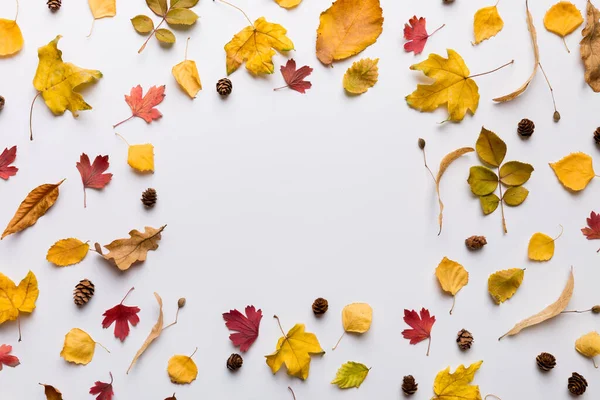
[156,28,176,44]
[549,152,595,191]
[528,232,556,261]
[342,303,373,333]
[575,331,600,365]
[479,193,499,215]
[131,15,154,34]
[343,58,379,94]
[88,0,116,19]
[432,361,483,400]
[167,350,198,384]
[473,5,504,44]
[499,161,534,186]
[488,268,525,304]
[60,328,98,365]
[503,186,529,206]
[0,19,24,56]
[435,257,468,314]
[165,8,198,25]
[173,60,202,98]
[274,0,302,9]
[467,166,498,196]
[476,127,506,167]
[46,238,90,267]
[128,143,155,172]
[331,361,370,389]
[544,1,583,37]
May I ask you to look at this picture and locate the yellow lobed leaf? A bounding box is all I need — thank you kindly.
[225,17,294,75]
[0,271,39,325]
[128,293,164,373]
[468,166,498,196]
[406,49,479,122]
[473,5,504,44]
[435,257,468,296]
[331,361,370,389]
[274,0,302,9]
[60,328,97,365]
[265,323,324,380]
[167,353,198,384]
[575,331,600,359]
[544,1,583,37]
[131,15,154,33]
[476,127,506,167]
[503,186,529,206]
[316,0,383,65]
[46,238,90,267]
[528,233,555,261]
[173,60,202,98]
[549,152,595,191]
[580,1,600,92]
[40,384,64,400]
[0,19,24,56]
[499,161,534,186]
[342,303,373,333]
[433,361,483,400]
[89,0,116,19]
[156,28,176,43]
[95,225,165,271]
[128,143,155,172]
[479,194,499,215]
[2,179,64,239]
[343,58,379,94]
[488,268,525,304]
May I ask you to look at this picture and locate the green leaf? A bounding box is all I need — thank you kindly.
[156,28,176,43]
[480,193,500,214]
[503,186,529,206]
[146,0,168,16]
[499,161,534,186]
[331,362,370,389]
[131,15,154,34]
[171,0,199,8]
[476,127,506,167]
[468,166,498,196]
[166,8,198,25]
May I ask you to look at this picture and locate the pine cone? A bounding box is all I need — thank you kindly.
[594,128,600,144]
[312,298,328,315]
[141,188,157,208]
[536,352,556,371]
[0,96,4,111]
[401,375,418,396]
[465,235,487,250]
[568,372,587,396]
[456,329,474,350]
[227,353,243,371]
[47,0,61,11]
[73,279,95,306]
[216,78,232,96]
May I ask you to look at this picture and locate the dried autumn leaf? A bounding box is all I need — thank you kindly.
[403,16,444,55]
[0,146,18,180]
[581,211,600,247]
[0,270,38,340]
[128,143,155,172]
[89,372,114,400]
[500,267,574,339]
[316,0,383,65]
[580,0,600,92]
[503,186,529,206]
[476,127,506,167]
[225,17,294,75]
[88,0,116,36]
[76,153,112,208]
[131,15,154,33]
[172,38,201,98]
[0,7,23,56]
[528,228,562,261]
[473,4,504,45]
[102,287,140,342]
[114,85,165,127]
[274,0,302,9]
[2,179,65,239]
[575,331,600,367]
[95,225,165,271]
[127,292,164,373]
[544,1,583,52]
[435,257,468,314]
[549,152,595,191]
[333,303,372,350]
[432,361,483,400]
[468,166,498,196]
[331,361,370,389]
[167,349,198,384]
[488,268,525,304]
[164,394,177,400]
[46,238,90,267]
[275,59,313,94]
[60,328,108,365]
[223,305,263,352]
[0,344,20,370]
[343,58,379,94]
[40,384,64,400]
[499,161,534,186]
[402,308,436,356]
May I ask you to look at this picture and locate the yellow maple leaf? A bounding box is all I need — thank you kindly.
[435,257,468,314]
[265,320,324,380]
[60,328,108,365]
[343,58,379,94]
[0,18,23,56]
[46,238,90,267]
[488,268,525,304]
[225,17,294,75]
[473,4,504,45]
[172,39,202,98]
[0,270,39,340]
[432,361,483,400]
[167,349,198,384]
[95,225,166,270]
[316,0,383,65]
[544,1,583,52]
[575,331,600,368]
[549,152,595,191]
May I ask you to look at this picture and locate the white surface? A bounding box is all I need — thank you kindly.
[0,0,599,398]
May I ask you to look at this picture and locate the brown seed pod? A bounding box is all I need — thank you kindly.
[517,118,535,138]
[73,279,95,306]
[217,78,233,96]
[592,305,600,313]
[418,138,426,149]
[178,298,186,308]
[401,375,418,396]
[141,188,157,208]
[456,329,474,350]
[312,298,328,315]
[568,372,587,396]
[227,353,243,371]
[553,110,561,122]
[536,352,556,371]
[47,0,61,11]
[465,235,487,250]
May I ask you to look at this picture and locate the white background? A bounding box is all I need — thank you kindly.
[1,0,600,398]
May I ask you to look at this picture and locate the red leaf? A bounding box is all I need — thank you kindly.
[102,287,140,342]
[402,308,436,355]
[114,85,165,127]
[222,305,262,352]
[0,344,20,371]
[0,146,18,180]
[403,16,444,55]
[582,211,600,240]
[276,59,313,94]
[89,372,114,400]
[76,153,112,208]
[165,394,177,400]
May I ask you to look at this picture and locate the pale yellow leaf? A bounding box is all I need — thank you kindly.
[575,331,600,366]
[60,328,98,365]
[46,238,89,267]
[0,19,24,56]
[549,152,595,191]
[528,232,556,261]
[342,303,373,333]
[89,0,116,19]
[173,60,202,98]
[274,0,302,9]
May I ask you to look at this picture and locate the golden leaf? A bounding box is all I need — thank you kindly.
[503,186,529,206]
[131,15,154,33]
[167,349,198,384]
[467,166,498,196]
[575,331,600,367]
[128,143,155,172]
[316,0,383,65]
[127,292,164,373]
[473,5,504,45]
[0,271,39,341]
[435,257,468,314]
[499,161,534,186]
[46,238,89,267]
[0,19,24,56]
[331,361,370,389]
[274,0,302,9]
[528,232,557,261]
[172,39,201,99]
[476,127,506,167]
[432,361,483,400]
[549,152,595,191]
[89,0,116,19]
[95,225,165,271]
[342,303,372,333]
[40,384,64,400]
[580,0,600,92]
[60,328,106,365]
[488,268,525,304]
[480,194,500,215]
[544,1,583,52]
[2,180,64,239]
[343,58,379,94]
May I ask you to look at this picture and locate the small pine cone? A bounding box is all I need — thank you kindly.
[568,372,588,396]
[47,0,61,11]
[141,188,157,208]
[517,118,535,138]
[401,375,418,396]
[0,96,4,111]
[594,128,600,144]
[73,279,95,306]
[227,353,243,371]
[465,235,487,250]
[216,78,233,96]
[536,352,556,371]
[456,329,474,350]
[312,298,328,315]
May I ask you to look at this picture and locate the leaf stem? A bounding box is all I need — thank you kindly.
[87,18,95,38]
[562,308,592,313]
[15,0,19,22]
[17,315,21,342]
[188,347,198,359]
[593,358,598,368]
[484,395,502,400]
[163,300,182,330]
[273,85,290,91]
[216,0,254,27]
[426,336,431,356]
[561,37,570,53]
[120,287,135,305]
[184,37,191,60]
[108,372,113,385]
[113,115,134,128]
[498,166,507,234]
[419,145,437,185]
[332,332,345,350]
[83,186,87,208]
[273,315,287,338]
[95,341,110,353]
[449,296,456,315]
[538,62,559,115]
[468,59,514,79]
[115,132,131,146]
[288,387,296,400]
[29,92,42,141]
[138,17,166,54]
[428,24,445,38]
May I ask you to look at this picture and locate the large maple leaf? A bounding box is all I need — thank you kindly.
[102,287,140,342]
[0,344,20,370]
[89,372,114,400]
[94,225,166,270]
[275,59,313,94]
[402,308,436,356]
[0,146,18,180]
[113,85,165,127]
[223,305,262,352]
[403,16,444,55]
[76,153,112,208]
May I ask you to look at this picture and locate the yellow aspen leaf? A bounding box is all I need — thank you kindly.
[342,303,373,333]
[476,127,506,167]
[167,349,198,384]
[128,143,155,172]
[88,0,116,19]
[316,0,383,65]
[467,166,498,196]
[575,331,600,367]
[95,225,166,271]
[432,361,483,400]
[331,361,370,389]
[580,0,600,92]
[435,257,468,314]
[46,238,90,267]
[172,39,201,98]
[128,293,164,373]
[488,268,525,304]
[528,233,556,261]
[473,5,504,45]
[274,0,302,9]
[60,328,108,365]
[0,271,39,341]
[225,17,294,75]
[549,152,595,191]
[0,19,23,56]
[503,186,529,206]
[2,180,65,239]
[544,1,583,52]
[343,58,379,94]
[40,384,64,400]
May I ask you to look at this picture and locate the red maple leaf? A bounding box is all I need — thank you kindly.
[0,344,20,370]
[0,146,18,180]
[102,287,140,342]
[403,16,445,55]
[582,211,600,251]
[402,308,436,355]
[76,153,112,208]
[89,372,114,400]
[275,59,313,94]
[113,85,165,127]
[223,305,263,352]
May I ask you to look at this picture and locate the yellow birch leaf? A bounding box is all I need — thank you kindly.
[406,49,479,122]
[549,152,595,191]
[40,384,64,400]
[167,349,198,384]
[128,143,155,172]
[46,238,90,267]
[274,0,302,9]
[331,361,370,389]
[89,0,116,19]
[342,303,373,333]
[173,60,201,98]
[432,361,483,400]
[544,2,583,41]
[0,271,39,333]
[95,225,165,271]
[343,58,379,94]
[0,19,24,56]
[528,233,556,261]
[575,331,600,366]
[60,328,100,365]
[127,293,164,373]
[473,5,504,45]
[225,17,294,75]
[580,0,600,92]
[435,257,468,314]
[488,268,525,304]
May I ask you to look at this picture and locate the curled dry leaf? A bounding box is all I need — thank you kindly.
[488,268,525,304]
[544,1,583,52]
[331,361,370,389]
[46,238,90,267]
[432,361,483,400]
[549,152,595,191]
[500,267,574,339]
[473,3,504,45]
[95,225,166,270]
[435,257,468,314]
[333,303,373,350]
[575,331,600,367]
[343,58,379,94]
[40,384,64,400]
[580,0,600,92]
[0,146,18,180]
[127,292,163,373]
[60,328,108,365]
[167,348,198,384]
[0,270,39,341]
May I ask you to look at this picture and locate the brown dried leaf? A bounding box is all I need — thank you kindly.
[580,0,600,91]
[40,384,64,400]
[95,225,166,270]
[127,292,163,373]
